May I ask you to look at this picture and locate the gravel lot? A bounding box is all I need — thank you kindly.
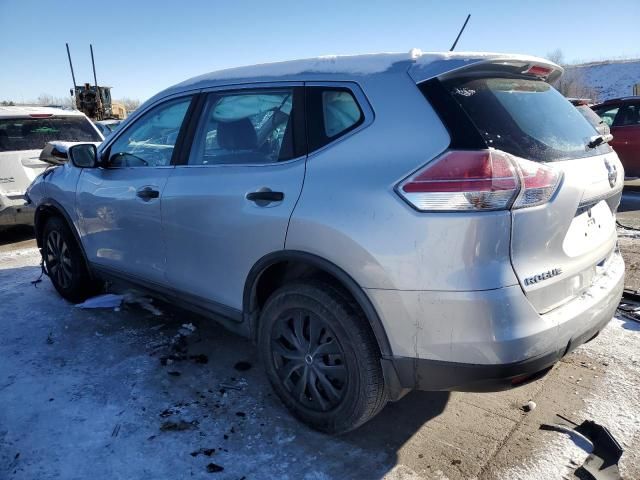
[1,224,639,480]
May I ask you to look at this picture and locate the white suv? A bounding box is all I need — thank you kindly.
[0,106,102,227]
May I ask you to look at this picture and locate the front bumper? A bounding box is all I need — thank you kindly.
[369,251,624,393]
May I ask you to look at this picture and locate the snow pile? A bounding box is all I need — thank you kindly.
[564,59,640,101]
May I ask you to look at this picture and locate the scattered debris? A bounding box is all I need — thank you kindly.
[233,361,252,371]
[123,293,163,316]
[451,459,461,466]
[219,383,242,391]
[75,294,124,309]
[540,416,624,480]
[616,292,640,323]
[160,420,198,432]
[190,448,216,457]
[206,463,224,473]
[190,354,209,364]
[179,323,197,336]
[523,401,537,412]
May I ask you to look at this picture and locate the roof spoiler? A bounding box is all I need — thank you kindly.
[408,53,563,84]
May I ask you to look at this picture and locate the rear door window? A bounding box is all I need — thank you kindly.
[442,77,611,162]
[593,105,620,127]
[613,104,640,126]
[189,88,303,165]
[306,87,363,152]
[0,116,101,152]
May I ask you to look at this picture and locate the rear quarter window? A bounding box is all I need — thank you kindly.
[441,77,611,162]
[307,87,364,152]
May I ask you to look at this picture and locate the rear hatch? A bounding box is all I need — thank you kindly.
[412,58,622,313]
[0,115,102,200]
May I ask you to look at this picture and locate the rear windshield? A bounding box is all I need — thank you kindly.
[0,116,101,152]
[443,77,611,162]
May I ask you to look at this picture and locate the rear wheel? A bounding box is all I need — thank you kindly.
[42,216,101,303]
[258,281,387,434]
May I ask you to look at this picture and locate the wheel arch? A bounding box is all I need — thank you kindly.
[243,250,393,358]
[34,199,93,278]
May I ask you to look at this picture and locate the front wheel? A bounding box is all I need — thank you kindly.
[258,281,387,434]
[42,216,101,303]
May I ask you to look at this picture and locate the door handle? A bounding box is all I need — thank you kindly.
[246,190,284,203]
[136,186,160,201]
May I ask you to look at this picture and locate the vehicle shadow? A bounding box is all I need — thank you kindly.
[0,224,35,246]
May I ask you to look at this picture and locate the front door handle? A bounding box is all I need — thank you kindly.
[246,190,284,203]
[136,186,160,201]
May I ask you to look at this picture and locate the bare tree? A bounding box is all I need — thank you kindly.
[37,93,54,106]
[546,48,565,66]
[545,49,598,101]
[116,97,141,112]
[34,94,74,108]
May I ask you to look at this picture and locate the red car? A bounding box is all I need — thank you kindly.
[593,97,640,178]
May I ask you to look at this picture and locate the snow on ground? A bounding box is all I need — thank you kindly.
[2,245,639,479]
[497,316,640,480]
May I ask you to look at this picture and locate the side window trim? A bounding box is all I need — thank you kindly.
[98,91,198,168]
[180,82,307,167]
[303,81,374,156]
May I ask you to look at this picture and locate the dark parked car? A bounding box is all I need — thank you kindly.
[593,97,640,178]
[568,98,610,137]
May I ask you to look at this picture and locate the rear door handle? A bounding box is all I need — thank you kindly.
[136,186,160,201]
[246,190,284,203]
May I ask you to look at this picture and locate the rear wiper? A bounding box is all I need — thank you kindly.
[587,134,613,149]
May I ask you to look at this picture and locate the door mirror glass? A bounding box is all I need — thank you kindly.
[69,143,98,168]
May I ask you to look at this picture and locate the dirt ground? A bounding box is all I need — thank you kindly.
[0,224,639,480]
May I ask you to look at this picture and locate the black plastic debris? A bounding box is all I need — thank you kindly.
[233,361,252,371]
[190,354,209,364]
[575,420,624,480]
[206,463,224,473]
[617,290,640,323]
[160,420,198,432]
[190,448,215,457]
[540,416,623,480]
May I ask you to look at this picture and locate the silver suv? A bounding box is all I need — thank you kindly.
[26,51,625,433]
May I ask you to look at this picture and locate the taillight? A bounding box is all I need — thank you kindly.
[512,158,561,209]
[397,150,561,212]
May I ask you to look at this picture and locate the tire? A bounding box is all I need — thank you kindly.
[42,216,101,303]
[258,280,387,434]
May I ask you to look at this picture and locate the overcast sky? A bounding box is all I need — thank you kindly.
[1,0,639,103]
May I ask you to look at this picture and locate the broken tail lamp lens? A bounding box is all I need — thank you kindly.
[397,150,561,212]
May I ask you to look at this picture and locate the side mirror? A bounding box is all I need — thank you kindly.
[68,144,98,168]
[39,142,69,165]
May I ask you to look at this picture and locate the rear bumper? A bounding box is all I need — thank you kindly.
[0,204,35,226]
[371,251,624,393]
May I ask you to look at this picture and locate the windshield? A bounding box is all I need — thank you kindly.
[444,77,611,162]
[0,116,101,152]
